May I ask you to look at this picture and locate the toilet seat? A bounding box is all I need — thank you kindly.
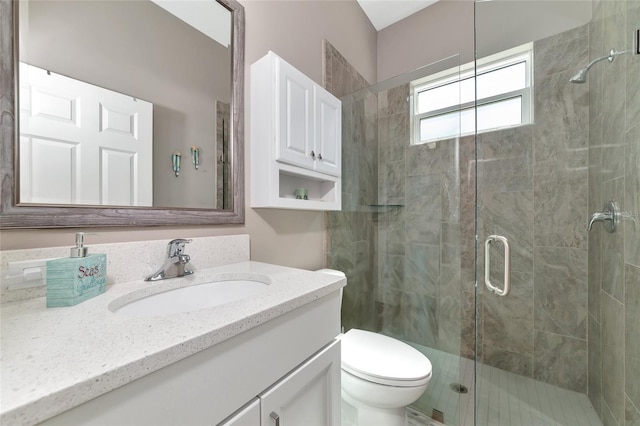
[341,329,432,387]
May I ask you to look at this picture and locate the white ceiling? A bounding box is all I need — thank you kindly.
[356,0,440,31]
[151,0,231,47]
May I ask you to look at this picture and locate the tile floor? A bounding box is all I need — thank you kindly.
[408,345,603,426]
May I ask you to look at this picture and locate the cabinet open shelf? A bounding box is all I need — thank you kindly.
[279,170,338,203]
[252,164,341,211]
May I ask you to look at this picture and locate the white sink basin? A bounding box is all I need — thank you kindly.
[111,277,270,318]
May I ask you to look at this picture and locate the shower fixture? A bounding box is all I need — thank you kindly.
[569,49,624,83]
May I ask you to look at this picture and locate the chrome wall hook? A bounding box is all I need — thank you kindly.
[191,146,200,170]
[171,152,182,177]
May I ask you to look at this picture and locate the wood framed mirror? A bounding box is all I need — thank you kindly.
[0,0,244,228]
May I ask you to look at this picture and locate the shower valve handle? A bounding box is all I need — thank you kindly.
[588,211,613,231]
[588,201,618,233]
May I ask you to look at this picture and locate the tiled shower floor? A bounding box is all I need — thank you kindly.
[408,345,603,426]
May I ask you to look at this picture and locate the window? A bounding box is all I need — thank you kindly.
[411,43,533,144]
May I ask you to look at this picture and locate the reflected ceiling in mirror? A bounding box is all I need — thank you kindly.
[0,0,245,228]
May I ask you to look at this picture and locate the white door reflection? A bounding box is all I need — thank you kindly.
[19,63,153,206]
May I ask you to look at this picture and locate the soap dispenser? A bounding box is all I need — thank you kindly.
[46,233,107,307]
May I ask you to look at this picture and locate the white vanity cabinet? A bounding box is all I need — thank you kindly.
[221,399,260,425]
[251,51,342,211]
[38,292,342,426]
[221,340,341,426]
[259,340,341,426]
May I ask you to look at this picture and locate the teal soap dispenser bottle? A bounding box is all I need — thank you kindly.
[46,233,107,307]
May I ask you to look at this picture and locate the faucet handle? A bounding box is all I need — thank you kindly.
[588,201,619,233]
[167,238,193,257]
[588,211,612,231]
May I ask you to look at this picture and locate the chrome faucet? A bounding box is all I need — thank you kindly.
[145,239,194,281]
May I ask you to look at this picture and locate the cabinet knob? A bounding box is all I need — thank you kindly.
[270,411,280,426]
[310,151,316,160]
[318,153,323,160]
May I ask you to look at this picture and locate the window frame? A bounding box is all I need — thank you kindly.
[410,43,534,145]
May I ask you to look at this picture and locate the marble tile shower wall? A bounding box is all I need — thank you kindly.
[324,41,379,332]
[587,1,640,425]
[375,24,593,393]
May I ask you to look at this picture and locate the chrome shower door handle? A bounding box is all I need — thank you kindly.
[484,235,511,297]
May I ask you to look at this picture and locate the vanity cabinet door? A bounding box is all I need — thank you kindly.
[260,340,341,426]
[218,398,260,426]
[275,57,315,171]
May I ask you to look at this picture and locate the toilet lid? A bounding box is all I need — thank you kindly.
[341,329,432,387]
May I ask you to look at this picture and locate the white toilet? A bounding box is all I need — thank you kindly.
[317,269,433,426]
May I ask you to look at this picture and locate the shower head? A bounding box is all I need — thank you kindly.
[569,67,589,84]
[569,49,621,84]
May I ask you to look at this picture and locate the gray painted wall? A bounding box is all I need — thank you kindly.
[377,0,592,82]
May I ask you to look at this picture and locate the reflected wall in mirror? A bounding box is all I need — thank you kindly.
[0,0,245,228]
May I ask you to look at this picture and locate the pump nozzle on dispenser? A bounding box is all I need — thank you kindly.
[70,232,99,258]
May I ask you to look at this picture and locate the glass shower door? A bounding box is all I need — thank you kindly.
[473,1,637,425]
[369,55,469,426]
[328,50,475,426]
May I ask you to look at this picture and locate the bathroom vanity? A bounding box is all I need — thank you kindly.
[0,256,344,426]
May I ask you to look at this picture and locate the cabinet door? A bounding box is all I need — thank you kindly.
[260,340,341,426]
[275,57,315,170]
[313,87,342,177]
[218,398,260,426]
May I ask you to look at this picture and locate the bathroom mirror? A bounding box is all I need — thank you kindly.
[0,0,245,228]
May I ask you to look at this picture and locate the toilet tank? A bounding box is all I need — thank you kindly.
[316,269,346,278]
[316,269,346,312]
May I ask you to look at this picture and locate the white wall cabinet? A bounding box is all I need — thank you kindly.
[251,51,342,210]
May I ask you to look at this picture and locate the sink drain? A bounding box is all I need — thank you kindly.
[450,383,469,394]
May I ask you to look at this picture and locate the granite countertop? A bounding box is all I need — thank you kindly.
[0,261,344,426]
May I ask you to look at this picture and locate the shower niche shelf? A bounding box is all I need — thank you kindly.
[367,204,404,212]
